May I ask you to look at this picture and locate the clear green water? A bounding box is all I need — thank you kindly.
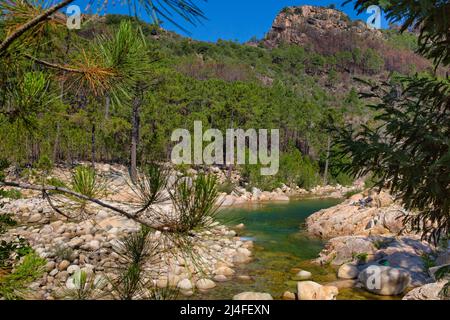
[192,199,397,300]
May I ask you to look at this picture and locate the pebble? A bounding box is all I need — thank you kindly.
[58,260,70,271]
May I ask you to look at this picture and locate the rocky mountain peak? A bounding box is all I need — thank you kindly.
[263,5,381,47]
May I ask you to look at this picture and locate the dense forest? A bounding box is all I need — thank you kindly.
[0,10,438,191]
[0,1,449,303]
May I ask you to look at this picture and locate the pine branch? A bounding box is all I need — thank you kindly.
[24,53,83,73]
[0,180,174,233]
[0,0,75,55]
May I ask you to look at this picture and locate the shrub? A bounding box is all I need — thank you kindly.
[0,214,17,235]
[217,179,236,195]
[0,252,46,300]
[0,237,33,269]
[52,245,74,262]
[0,189,22,200]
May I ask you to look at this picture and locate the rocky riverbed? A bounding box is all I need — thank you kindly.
[305,190,449,300]
[0,195,256,299]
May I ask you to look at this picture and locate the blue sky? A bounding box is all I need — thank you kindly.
[72,0,388,43]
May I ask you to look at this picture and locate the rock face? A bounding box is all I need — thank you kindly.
[264,5,381,48]
[297,281,339,300]
[402,282,446,300]
[233,292,273,300]
[306,191,406,238]
[358,266,411,296]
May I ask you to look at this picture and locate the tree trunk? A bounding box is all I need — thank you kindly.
[53,122,60,163]
[323,135,331,186]
[105,94,110,119]
[91,123,96,168]
[130,93,141,182]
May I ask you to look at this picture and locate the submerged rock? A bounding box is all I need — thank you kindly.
[297,281,339,300]
[338,263,359,279]
[294,270,312,280]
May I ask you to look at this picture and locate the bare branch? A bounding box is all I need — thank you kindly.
[0,180,174,233]
[24,54,84,74]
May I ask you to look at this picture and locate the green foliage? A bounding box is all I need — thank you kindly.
[0,189,22,199]
[242,149,321,191]
[34,154,53,172]
[434,265,450,299]
[421,253,437,271]
[52,245,74,262]
[337,1,450,243]
[353,252,368,263]
[0,159,9,181]
[0,252,46,300]
[0,213,17,235]
[333,75,450,243]
[71,166,107,199]
[108,226,155,300]
[217,179,237,195]
[60,270,106,300]
[344,189,361,199]
[170,173,220,233]
[0,236,33,269]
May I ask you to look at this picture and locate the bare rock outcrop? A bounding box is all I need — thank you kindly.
[306,191,407,238]
[264,5,381,48]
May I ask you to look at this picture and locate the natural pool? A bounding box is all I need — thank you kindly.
[192,198,397,300]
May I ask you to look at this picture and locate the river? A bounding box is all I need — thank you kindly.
[192,198,396,300]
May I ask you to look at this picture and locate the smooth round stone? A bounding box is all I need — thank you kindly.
[282,291,296,300]
[58,260,70,271]
[67,265,80,275]
[338,263,359,279]
[196,279,216,290]
[233,292,273,300]
[177,279,193,291]
[295,270,312,280]
[213,275,229,282]
[214,266,235,276]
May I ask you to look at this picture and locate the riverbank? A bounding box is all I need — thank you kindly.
[305,190,449,300]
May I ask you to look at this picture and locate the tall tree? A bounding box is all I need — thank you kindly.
[335,0,450,242]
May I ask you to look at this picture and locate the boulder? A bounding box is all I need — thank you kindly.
[233,292,273,300]
[196,279,216,290]
[358,266,410,296]
[213,275,229,282]
[28,214,42,223]
[58,260,70,271]
[233,252,252,264]
[435,251,450,266]
[297,281,339,300]
[402,282,446,300]
[214,266,235,276]
[338,263,359,279]
[67,265,80,275]
[294,270,312,280]
[282,291,296,300]
[177,279,193,291]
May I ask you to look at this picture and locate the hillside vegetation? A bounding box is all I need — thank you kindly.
[0,7,434,191]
